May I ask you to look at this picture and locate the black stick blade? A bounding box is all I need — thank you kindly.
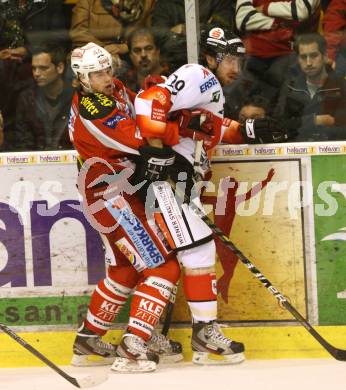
[333,349,346,361]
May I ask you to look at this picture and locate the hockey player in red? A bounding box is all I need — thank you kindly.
[68,42,183,373]
[134,58,247,364]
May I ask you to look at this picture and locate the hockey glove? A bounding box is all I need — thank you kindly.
[193,145,211,183]
[241,117,291,144]
[135,145,175,184]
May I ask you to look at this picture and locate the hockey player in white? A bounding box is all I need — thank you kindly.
[134,61,246,364]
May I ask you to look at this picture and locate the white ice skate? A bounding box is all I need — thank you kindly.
[111,333,159,373]
[191,321,245,365]
[71,324,117,366]
[148,330,183,363]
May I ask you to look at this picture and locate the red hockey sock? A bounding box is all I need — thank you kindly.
[85,277,132,334]
[183,273,217,322]
[128,276,174,340]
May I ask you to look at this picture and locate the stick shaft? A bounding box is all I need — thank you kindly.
[171,181,346,361]
[0,323,80,387]
[161,281,179,336]
[162,302,174,336]
[200,209,346,360]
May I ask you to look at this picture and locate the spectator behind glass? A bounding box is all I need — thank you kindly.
[275,33,346,142]
[119,27,162,92]
[323,0,346,79]
[159,32,187,74]
[14,43,74,151]
[0,0,70,147]
[152,0,235,35]
[238,95,269,123]
[236,0,321,88]
[0,0,69,58]
[70,0,155,72]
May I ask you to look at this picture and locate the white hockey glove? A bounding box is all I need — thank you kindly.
[193,144,211,182]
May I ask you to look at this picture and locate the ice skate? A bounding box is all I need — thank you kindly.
[191,321,245,365]
[111,333,159,373]
[71,323,117,366]
[148,330,183,363]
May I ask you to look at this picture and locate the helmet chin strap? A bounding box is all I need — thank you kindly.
[79,73,94,94]
[215,52,225,65]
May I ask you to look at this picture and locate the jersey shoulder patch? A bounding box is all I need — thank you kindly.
[79,93,116,120]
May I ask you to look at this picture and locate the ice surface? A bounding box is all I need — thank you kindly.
[1,359,344,390]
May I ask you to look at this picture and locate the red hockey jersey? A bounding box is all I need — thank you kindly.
[69,78,144,164]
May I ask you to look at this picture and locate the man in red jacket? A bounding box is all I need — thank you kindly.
[236,0,321,86]
[323,0,346,78]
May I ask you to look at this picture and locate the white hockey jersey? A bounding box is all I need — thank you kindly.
[134,64,225,160]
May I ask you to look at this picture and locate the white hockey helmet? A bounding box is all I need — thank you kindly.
[71,42,113,92]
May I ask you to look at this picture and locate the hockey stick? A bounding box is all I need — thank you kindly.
[171,181,346,361]
[162,282,179,336]
[161,304,174,336]
[0,323,108,388]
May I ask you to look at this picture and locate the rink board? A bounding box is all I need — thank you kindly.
[1,325,346,367]
[0,144,346,365]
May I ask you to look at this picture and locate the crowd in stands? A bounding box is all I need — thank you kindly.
[0,0,345,152]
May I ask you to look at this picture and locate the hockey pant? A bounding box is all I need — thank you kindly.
[152,182,217,323]
[79,166,180,339]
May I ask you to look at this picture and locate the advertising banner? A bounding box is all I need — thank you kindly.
[0,152,130,328]
[312,155,346,324]
[2,145,345,329]
[173,159,307,322]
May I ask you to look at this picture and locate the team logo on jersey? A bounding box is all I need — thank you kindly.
[94,93,115,107]
[199,76,218,93]
[151,100,166,122]
[80,96,99,115]
[210,90,221,103]
[103,113,126,128]
[202,68,210,78]
[80,93,116,119]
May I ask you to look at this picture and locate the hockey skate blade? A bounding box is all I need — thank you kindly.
[192,351,245,365]
[111,357,157,373]
[71,353,115,367]
[159,353,184,364]
[75,372,109,388]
